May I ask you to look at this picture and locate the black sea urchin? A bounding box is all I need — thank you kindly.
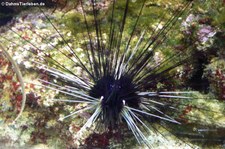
[89,75,140,128]
[1,0,225,148]
[35,0,194,146]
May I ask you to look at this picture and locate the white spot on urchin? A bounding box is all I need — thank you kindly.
[123,100,126,106]
[100,96,104,101]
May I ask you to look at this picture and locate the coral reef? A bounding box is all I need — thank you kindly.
[0,0,225,148]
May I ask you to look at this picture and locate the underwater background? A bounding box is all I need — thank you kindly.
[0,0,225,148]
